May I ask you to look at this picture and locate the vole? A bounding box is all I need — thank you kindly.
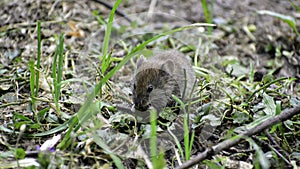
[132,50,196,112]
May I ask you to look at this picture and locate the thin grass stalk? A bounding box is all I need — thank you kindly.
[183,106,190,161]
[150,109,158,167]
[29,61,36,110]
[35,20,41,98]
[201,0,214,34]
[101,0,122,74]
[56,33,64,101]
[51,33,64,116]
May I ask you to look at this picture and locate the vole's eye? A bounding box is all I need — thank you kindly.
[147,84,153,93]
[133,84,136,90]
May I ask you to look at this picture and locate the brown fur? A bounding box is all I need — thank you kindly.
[132,50,195,112]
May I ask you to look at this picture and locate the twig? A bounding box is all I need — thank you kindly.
[175,104,300,169]
[147,0,157,18]
[91,0,132,22]
[0,20,66,31]
[48,0,61,16]
[0,100,30,108]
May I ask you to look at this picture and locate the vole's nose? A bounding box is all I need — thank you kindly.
[133,99,141,107]
[134,101,149,111]
[134,102,143,110]
[133,98,142,109]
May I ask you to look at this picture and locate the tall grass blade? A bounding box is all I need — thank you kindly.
[29,61,36,109]
[51,33,65,116]
[201,0,214,34]
[150,109,165,168]
[172,94,191,161]
[101,0,123,74]
[150,109,158,166]
[56,34,64,101]
[257,10,299,36]
[35,20,41,98]
[92,134,125,169]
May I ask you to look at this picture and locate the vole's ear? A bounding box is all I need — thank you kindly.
[136,55,146,69]
[161,60,174,74]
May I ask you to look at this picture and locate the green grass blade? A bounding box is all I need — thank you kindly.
[183,107,190,161]
[247,77,289,102]
[92,10,107,26]
[57,116,79,149]
[52,42,58,80]
[167,127,184,160]
[288,0,300,12]
[92,134,125,169]
[52,38,58,101]
[56,33,64,101]
[172,94,191,161]
[201,0,214,34]
[30,119,69,137]
[150,109,158,167]
[189,130,195,155]
[257,10,299,36]
[28,21,42,113]
[51,33,65,116]
[29,60,36,108]
[101,0,122,74]
[247,138,270,168]
[35,20,41,98]
[262,93,276,116]
[150,109,165,168]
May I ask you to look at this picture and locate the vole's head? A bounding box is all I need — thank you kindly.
[132,69,158,111]
[132,56,176,111]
